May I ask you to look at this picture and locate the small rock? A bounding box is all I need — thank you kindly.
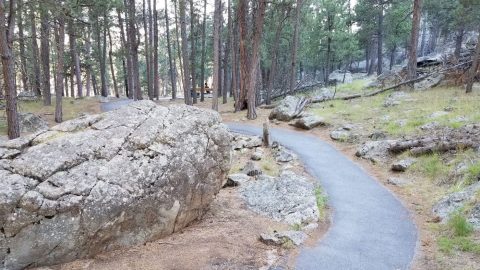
[224,173,251,187]
[391,158,416,172]
[369,131,387,140]
[242,161,263,176]
[420,122,440,130]
[444,106,454,112]
[275,147,295,163]
[259,231,308,246]
[355,140,396,163]
[429,111,449,119]
[330,129,355,142]
[468,204,480,229]
[414,73,444,91]
[251,149,264,161]
[311,88,334,102]
[387,177,410,187]
[291,114,327,130]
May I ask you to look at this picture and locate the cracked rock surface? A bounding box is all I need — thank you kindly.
[0,101,231,270]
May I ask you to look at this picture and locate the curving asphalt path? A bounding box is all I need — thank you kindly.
[228,123,417,270]
[102,100,418,270]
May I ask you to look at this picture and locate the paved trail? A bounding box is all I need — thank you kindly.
[103,100,418,270]
[228,123,417,270]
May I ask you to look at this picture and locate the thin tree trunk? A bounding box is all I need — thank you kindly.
[173,0,185,94]
[118,8,132,98]
[0,0,19,139]
[54,11,65,123]
[153,0,159,99]
[40,6,51,105]
[179,0,192,105]
[407,0,422,85]
[165,0,177,99]
[212,0,221,111]
[17,0,29,92]
[107,27,119,98]
[289,0,302,93]
[222,0,231,104]
[143,0,152,99]
[377,4,383,75]
[190,0,197,104]
[127,0,142,100]
[30,4,41,96]
[454,24,465,60]
[229,0,237,102]
[325,12,333,83]
[267,10,287,105]
[85,30,92,97]
[68,18,83,98]
[466,26,480,93]
[199,0,207,102]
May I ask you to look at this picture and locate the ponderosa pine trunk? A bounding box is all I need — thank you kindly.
[165,0,177,100]
[288,0,302,94]
[246,0,267,120]
[127,0,142,100]
[173,0,184,93]
[68,18,83,98]
[107,27,119,98]
[143,0,153,99]
[0,0,19,139]
[179,0,192,105]
[212,0,221,111]
[30,4,41,96]
[153,0,159,99]
[235,0,248,112]
[222,0,231,105]
[407,0,422,85]
[54,10,65,123]
[85,30,92,97]
[190,0,197,104]
[377,4,383,76]
[40,6,51,105]
[17,0,29,93]
[118,8,132,98]
[268,7,288,105]
[199,0,207,102]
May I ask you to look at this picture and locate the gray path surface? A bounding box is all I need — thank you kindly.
[228,123,417,270]
[102,101,418,269]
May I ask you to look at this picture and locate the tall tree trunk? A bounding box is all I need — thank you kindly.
[235,0,248,112]
[179,0,192,105]
[54,11,65,123]
[118,8,132,98]
[454,24,465,60]
[325,13,333,83]
[268,9,287,105]
[165,0,177,99]
[190,0,197,104]
[377,4,383,75]
[0,0,19,139]
[127,0,142,100]
[30,4,41,96]
[222,0,232,105]
[229,0,237,102]
[85,30,92,97]
[420,16,427,57]
[153,0,159,99]
[466,27,480,93]
[98,13,108,97]
[289,0,302,93]
[407,0,422,84]
[212,0,221,111]
[199,0,207,102]
[17,0,29,92]
[107,27,119,98]
[246,0,267,120]
[143,0,152,99]
[173,0,184,93]
[40,6,51,105]
[68,18,83,98]
[389,45,396,70]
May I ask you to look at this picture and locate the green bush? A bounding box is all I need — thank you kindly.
[448,212,473,237]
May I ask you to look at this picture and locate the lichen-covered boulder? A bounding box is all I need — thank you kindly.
[269,96,310,122]
[0,101,231,269]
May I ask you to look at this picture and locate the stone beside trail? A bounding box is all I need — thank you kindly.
[0,101,231,270]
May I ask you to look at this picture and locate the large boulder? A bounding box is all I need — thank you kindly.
[433,182,480,223]
[291,114,327,130]
[414,73,444,91]
[269,96,310,122]
[0,101,231,269]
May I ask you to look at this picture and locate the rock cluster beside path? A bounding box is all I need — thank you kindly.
[0,101,231,269]
[269,95,327,130]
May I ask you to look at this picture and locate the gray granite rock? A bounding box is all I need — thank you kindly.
[0,101,231,269]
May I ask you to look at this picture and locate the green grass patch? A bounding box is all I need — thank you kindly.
[315,187,328,220]
[438,212,480,254]
[464,162,480,186]
[411,154,450,180]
